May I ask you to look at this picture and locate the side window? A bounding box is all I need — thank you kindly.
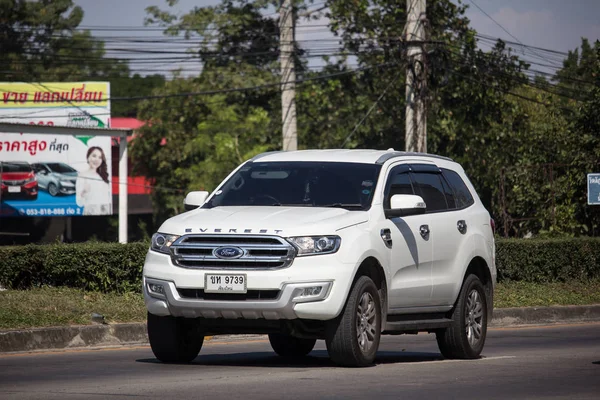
[383,167,414,209]
[442,169,474,209]
[439,175,456,209]
[410,172,448,212]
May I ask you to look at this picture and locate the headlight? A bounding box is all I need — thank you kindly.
[25,176,36,183]
[287,236,341,256]
[151,233,180,254]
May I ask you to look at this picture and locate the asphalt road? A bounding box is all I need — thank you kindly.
[0,323,599,400]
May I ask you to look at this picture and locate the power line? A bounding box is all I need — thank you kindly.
[0,62,397,111]
[467,0,563,69]
[341,71,401,148]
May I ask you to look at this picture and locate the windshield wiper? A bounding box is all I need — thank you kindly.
[321,203,364,210]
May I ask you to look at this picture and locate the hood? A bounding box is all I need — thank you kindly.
[159,206,369,237]
[55,172,78,179]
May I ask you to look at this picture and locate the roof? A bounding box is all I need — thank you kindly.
[111,117,145,130]
[251,149,453,165]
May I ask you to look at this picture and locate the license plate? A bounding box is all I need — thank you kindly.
[8,186,20,193]
[204,274,247,294]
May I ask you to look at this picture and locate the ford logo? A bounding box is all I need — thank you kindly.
[213,246,244,259]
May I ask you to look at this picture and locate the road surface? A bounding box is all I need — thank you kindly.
[0,323,599,399]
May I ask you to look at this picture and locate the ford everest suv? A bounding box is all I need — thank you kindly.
[143,149,496,367]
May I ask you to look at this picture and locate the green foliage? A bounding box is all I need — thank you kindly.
[2,239,599,297]
[496,238,600,282]
[110,74,166,117]
[0,242,149,293]
[0,0,128,81]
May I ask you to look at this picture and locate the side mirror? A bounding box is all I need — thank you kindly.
[183,191,209,211]
[385,194,427,218]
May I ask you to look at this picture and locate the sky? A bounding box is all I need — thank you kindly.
[73,0,600,76]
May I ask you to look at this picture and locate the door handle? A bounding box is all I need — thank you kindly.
[457,220,467,234]
[419,224,430,239]
[380,229,393,248]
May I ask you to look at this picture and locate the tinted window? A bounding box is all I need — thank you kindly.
[439,175,456,209]
[384,169,414,209]
[1,162,31,173]
[204,162,382,211]
[411,172,448,212]
[442,169,474,208]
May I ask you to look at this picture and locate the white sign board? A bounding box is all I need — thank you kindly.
[588,173,600,205]
[0,82,112,217]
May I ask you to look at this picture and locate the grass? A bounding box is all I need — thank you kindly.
[0,287,146,330]
[493,280,600,308]
[1,281,600,330]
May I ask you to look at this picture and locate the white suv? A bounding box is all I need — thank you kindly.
[143,149,496,367]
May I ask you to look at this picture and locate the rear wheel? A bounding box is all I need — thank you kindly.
[268,333,316,359]
[436,274,488,359]
[147,312,204,363]
[325,276,381,367]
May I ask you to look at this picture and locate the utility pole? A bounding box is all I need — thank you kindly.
[405,0,427,153]
[280,0,297,151]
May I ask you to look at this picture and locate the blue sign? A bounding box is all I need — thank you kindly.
[588,174,600,205]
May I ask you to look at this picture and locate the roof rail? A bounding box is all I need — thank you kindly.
[375,151,453,164]
[249,151,283,162]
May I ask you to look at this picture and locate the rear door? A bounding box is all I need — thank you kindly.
[409,166,462,305]
[429,168,476,305]
[382,164,434,309]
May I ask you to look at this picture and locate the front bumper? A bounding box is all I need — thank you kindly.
[143,250,355,321]
[144,277,333,320]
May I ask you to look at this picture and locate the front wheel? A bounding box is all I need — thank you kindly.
[147,312,204,363]
[268,333,316,359]
[48,183,58,196]
[436,274,488,359]
[325,276,381,367]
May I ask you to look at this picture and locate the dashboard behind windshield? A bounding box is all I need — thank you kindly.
[204,161,382,210]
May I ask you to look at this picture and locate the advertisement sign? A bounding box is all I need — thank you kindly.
[588,173,600,205]
[0,82,112,217]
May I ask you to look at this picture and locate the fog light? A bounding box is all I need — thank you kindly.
[299,286,322,297]
[148,283,165,295]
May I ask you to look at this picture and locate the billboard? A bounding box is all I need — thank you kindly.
[0,82,112,217]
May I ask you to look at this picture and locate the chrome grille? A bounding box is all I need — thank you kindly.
[2,180,26,185]
[170,234,296,270]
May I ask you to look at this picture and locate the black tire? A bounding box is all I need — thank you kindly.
[268,333,316,359]
[325,276,382,367]
[48,183,58,196]
[147,312,204,363]
[436,274,488,359]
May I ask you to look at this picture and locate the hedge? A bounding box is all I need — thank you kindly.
[0,238,599,292]
[0,242,148,293]
[496,238,600,283]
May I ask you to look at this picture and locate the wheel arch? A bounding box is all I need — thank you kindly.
[463,256,494,318]
[352,256,388,322]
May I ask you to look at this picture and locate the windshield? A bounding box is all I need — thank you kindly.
[1,162,31,173]
[47,163,77,173]
[204,162,382,210]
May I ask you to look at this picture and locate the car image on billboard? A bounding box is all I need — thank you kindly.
[0,161,38,201]
[32,162,78,196]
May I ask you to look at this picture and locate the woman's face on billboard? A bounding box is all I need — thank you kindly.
[88,149,103,169]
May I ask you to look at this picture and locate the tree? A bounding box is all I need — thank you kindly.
[0,0,167,117]
[0,0,129,81]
